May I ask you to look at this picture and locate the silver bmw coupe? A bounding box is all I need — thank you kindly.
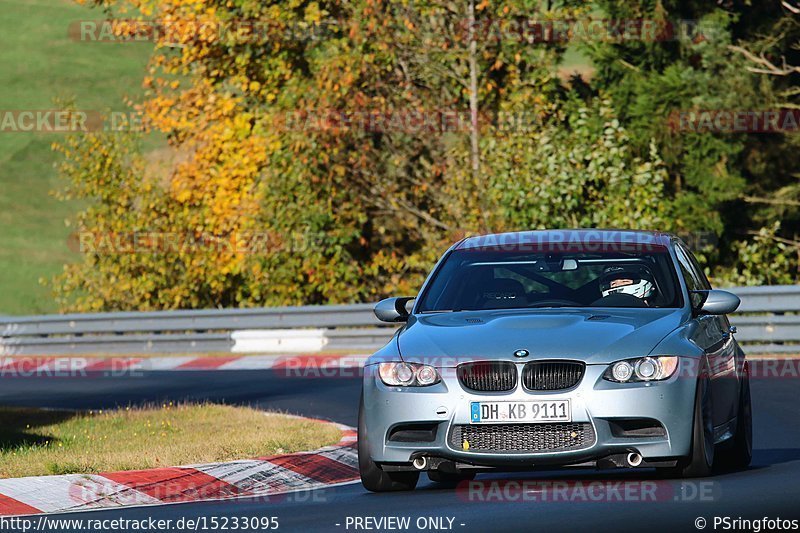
[359,230,752,492]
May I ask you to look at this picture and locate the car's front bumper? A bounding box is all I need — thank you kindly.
[362,358,697,468]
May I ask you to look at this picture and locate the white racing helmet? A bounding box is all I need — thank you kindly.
[599,265,655,300]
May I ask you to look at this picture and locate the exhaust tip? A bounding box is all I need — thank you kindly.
[626,452,643,467]
[412,456,428,470]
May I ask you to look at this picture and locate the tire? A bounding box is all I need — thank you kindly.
[358,393,419,492]
[427,470,476,486]
[717,362,753,470]
[659,365,715,478]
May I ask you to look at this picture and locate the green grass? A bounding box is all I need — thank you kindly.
[0,0,152,315]
[0,404,343,478]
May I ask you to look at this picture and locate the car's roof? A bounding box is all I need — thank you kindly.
[455,229,675,251]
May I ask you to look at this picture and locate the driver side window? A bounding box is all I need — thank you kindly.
[675,243,707,308]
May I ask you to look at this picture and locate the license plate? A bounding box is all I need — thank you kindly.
[470,400,571,423]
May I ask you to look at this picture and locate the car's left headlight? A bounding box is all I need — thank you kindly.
[603,356,679,383]
[378,362,441,387]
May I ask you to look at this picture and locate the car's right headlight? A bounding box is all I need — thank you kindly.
[603,356,679,383]
[379,362,440,387]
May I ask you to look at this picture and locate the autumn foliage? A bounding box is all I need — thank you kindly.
[54,0,724,311]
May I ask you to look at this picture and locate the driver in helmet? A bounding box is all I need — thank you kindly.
[599,265,655,304]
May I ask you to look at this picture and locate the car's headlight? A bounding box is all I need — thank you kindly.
[604,357,679,383]
[378,362,441,387]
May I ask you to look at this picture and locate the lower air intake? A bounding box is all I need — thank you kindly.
[450,423,595,453]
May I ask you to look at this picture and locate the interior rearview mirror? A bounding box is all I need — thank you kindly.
[562,259,578,271]
[374,297,415,323]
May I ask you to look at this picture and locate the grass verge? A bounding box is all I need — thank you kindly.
[0,0,152,315]
[0,404,342,478]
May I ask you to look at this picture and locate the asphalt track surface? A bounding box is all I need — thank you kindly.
[1,362,799,532]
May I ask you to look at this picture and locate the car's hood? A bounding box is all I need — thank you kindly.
[397,308,687,366]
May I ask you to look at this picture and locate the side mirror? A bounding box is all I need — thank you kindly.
[691,290,740,315]
[374,297,415,323]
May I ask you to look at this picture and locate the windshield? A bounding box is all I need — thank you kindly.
[416,248,682,312]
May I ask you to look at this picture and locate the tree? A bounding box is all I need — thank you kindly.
[584,0,800,283]
[55,0,683,310]
[726,0,800,281]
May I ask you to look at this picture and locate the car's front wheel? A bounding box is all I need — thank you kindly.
[358,394,419,492]
[659,367,715,478]
[717,362,753,469]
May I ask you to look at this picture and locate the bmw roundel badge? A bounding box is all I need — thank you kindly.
[513,349,529,358]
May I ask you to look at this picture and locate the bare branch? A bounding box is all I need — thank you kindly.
[746,229,800,248]
[782,1,800,15]
[349,167,454,231]
[617,59,641,72]
[729,44,800,76]
[743,195,800,207]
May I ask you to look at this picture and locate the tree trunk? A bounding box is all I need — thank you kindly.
[468,0,480,181]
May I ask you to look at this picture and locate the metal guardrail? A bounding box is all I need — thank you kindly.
[0,286,797,355]
[727,285,800,313]
[0,303,388,355]
[725,285,800,353]
[0,304,380,337]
